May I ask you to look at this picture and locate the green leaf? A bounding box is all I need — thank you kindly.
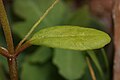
[21,62,52,80]
[30,26,111,50]
[0,56,8,71]
[101,48,110,80]
[53,49,87,80]
[29,47,52,63]
[87,50,104,80]
[64,6,105,31]
[64,6,91,26]
[0,64,6,80]
[12,0,67,38]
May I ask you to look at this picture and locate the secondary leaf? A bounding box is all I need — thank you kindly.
[29,47,52,63]
[30,26,111,50]
[87,50,104,80]
[12,0,67,38]
[0,56,8,71]
[21,62,52,80]
[64,6,105,31]
[0,64,6,80]
[53,49,87,79]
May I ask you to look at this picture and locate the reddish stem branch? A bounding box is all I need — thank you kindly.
[0,46,10,57]
[0,0,18,80]
[7,58,18,80]
[16,0,59,51]
[15,42,31,57]
[0,0,59,80]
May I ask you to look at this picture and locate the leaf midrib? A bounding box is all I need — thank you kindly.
[32,34,105,39]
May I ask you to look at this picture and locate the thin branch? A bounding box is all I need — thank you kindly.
[0,46,9,57]
[86,57,96,80]
[16,0,59,51]
[15,41,31,57]
[0,0,14,54]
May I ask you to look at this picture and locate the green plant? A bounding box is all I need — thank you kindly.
[0,0,111,80]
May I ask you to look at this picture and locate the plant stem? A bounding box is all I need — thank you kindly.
[113,0,120,80]
[0,0,18,80]
[16,0,59,51]
[101,48,110,80]
[87,50,104,79]
[86,57,96,80]
[0,46,9,57]
[15,41,31,57]
[7,57,18,80]
[0,0,14,54]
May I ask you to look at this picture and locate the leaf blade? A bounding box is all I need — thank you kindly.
[53,49,87,79]
[30,26,111,50]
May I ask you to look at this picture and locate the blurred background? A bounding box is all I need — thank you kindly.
[0,0,114,80]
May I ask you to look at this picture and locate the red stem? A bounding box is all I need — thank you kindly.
[15,42,31,57]
[0,46,10,57]
[7,57,18,80]
[0,0,18,80]
[0,0,14,54]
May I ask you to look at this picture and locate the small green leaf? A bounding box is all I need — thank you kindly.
[12,0,67,38]
[30,26,111,50]
[0,64,6,80]
[53,49,87,79]
[29,47,52,63]
[21,62,52,80]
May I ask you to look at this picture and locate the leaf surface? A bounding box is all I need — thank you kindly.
[21,62,52,80]
[29,47,52,63]
[12,0,67,38]
[53,49,87,79]
[30,26,111,50]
